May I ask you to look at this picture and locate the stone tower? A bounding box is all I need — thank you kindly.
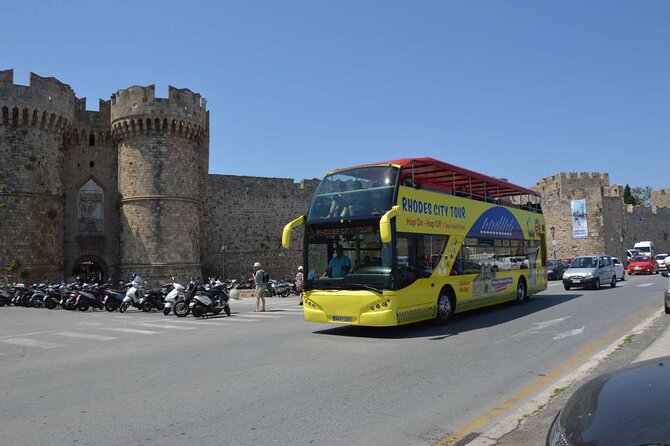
[0,70,75,281]
[111,85,208,283]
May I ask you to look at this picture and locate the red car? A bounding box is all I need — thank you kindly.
[627,255,659,275]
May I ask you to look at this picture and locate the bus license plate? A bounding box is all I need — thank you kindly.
[332,316,352,322]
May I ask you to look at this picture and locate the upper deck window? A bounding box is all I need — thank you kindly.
[307,166,398,223]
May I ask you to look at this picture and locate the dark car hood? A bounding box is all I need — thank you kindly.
[560,356,670,445]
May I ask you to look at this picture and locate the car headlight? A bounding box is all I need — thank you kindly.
[584,273,593,279]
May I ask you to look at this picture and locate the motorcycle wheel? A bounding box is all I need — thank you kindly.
[119,301,130,313]
[280,290,290,298]
[78,302,89,312]
[191,304,205,319]
[162,306,172,316]
[174,301,189,318]
[224,304,231,316]
[105,300,118,312]
[44,299,57,310]
[141,301,153,312]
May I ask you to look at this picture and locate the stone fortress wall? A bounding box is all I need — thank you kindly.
[1,69,669,284]
[535,173,670,261]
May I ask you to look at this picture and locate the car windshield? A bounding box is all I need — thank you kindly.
[548,260,561,268]
[631,256,651,262]
[656,254,668,261]
[570,257,598,268]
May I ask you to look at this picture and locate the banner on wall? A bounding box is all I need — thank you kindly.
[571,199,588,239]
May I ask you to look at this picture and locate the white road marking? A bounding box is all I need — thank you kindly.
[55,331,117,341]
[134,323,196,330]
[112,316,134,319]
[1,338,63,349]
[553,326,585,340]
[495,317,570,344]
[157,319,207,326]
[239,313,283,318]
[636,283,654,288]
[98,327,162,335]
[78,322,104,326]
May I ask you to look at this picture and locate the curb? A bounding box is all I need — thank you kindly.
[465,309,664,446]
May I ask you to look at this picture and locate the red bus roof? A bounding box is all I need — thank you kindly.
[354,157,539,198]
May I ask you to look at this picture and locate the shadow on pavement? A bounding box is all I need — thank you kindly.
[313,292,582,340]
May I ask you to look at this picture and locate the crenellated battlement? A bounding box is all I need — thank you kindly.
[0,70,76,129]
[110,85,207,143]
[111,85,206,122]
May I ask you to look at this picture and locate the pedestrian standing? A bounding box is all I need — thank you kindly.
[296,265,304,306]
[253,261,267,312]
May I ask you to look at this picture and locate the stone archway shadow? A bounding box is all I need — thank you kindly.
[72,255,108,282]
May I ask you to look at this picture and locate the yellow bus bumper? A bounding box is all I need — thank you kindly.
[303,290,398,327]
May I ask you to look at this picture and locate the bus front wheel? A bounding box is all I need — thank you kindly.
[435,291,454,325]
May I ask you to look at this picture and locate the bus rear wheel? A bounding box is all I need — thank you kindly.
[435,291,454,325]
[515,278,528,304]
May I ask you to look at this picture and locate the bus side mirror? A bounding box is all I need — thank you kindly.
[380,206,399,243]
[282,215,306,249]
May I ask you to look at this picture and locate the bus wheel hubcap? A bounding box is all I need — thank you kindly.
[439,296,451,318]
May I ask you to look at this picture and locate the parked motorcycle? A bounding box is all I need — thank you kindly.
[138,285,168,312]
[174,278,199,318]
[190,278,231,318]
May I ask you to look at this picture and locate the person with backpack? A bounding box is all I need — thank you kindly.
[253,262,268,312]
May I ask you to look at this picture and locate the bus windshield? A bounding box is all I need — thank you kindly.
[306,165,398,223]
[305,225,393,291]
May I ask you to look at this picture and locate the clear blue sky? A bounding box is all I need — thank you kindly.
[2,1,668,190]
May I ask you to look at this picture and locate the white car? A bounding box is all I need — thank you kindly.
[655,253,669,272]
[612,257,626,281]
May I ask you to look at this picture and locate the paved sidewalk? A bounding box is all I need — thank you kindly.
[464,311,670,446]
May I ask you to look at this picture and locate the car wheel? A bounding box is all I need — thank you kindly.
[593,278,600,290]
[665,301,670,315]
[610,275,616,288]
[564,283,571,291]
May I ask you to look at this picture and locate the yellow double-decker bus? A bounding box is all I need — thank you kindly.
[282,158,547,326]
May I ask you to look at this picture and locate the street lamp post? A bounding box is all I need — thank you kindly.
[550,226,557,259]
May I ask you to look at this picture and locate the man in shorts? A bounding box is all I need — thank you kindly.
[253,261,267,312]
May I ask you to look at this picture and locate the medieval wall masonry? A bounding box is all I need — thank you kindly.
[1,69,669,283]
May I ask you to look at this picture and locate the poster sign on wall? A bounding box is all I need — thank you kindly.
[571,199,588,239]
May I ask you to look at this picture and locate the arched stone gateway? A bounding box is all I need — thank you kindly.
[72,255,108,282]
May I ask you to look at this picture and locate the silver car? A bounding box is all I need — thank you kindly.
[611,257,626,281]
[562,255,616,290]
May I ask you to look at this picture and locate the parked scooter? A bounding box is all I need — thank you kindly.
[190,278,231,318]
[119,275,145,313]
[75,282,105,311]
[103,284,127,312]
[162,277,186,315]
[0,287,12,306]
[43,282,67,309]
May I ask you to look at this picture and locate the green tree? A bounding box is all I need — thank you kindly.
[631,186,653,206]
[623,184,636,205]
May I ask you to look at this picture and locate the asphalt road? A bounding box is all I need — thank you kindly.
[0,274,666,446]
